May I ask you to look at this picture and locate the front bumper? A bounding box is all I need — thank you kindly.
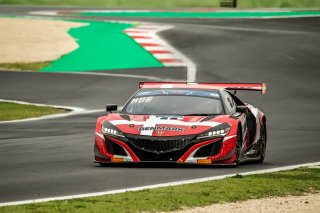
[94,133,237,165]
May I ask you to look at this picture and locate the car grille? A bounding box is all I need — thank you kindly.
[125,135,195,153]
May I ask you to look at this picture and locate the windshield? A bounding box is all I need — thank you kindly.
[122,89,223,115]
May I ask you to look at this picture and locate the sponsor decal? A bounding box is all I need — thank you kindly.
[156,130,164,136]
[197,159,212,164]
[156,115,184,120]
[139,126,185,132]
[111,157,124,163]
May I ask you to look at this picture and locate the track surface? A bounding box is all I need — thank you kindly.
[1,6,320,203]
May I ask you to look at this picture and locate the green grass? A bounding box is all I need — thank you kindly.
[0,61,51,71]
[1,0,320,8]
[40,20,163,72]
[238,0,320,8]
[0,102,66,121]
[1,167,319,212]
[79,10,320,19]
[0,0,220,9]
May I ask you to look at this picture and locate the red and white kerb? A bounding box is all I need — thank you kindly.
[124,23,186,67]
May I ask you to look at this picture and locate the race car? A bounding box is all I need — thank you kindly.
[94,82,267,166]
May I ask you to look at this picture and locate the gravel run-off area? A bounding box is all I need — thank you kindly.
[167,193,320,213]
[0,18,86,63]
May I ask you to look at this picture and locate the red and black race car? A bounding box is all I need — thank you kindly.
[94,82,267,166]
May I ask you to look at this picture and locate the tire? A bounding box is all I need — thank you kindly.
[98,163,108,167]
[257,123,267,163]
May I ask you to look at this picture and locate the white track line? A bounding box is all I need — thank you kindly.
[72,71,181,81]
[29,11,58,16]
[0,99,106,124]
[0,69,182,125]
[0,99,84,112]
[68,10,152,13]
[162,62,186,67]
[0,69,182,82]
[0,162,319,207]
[182,23,313,35]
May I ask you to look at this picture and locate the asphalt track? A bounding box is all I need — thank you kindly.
[0,6,320,203]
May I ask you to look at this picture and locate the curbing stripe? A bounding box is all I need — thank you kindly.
[124,22,197,81]
[159,58,183,63]
[126,32,150,37]
[0,161,319,207]
[163,62,186,67]
[144,46,167,51]
[134,38,158,43]
[131,36,152,39]
[150,50,171,54]
[153,53,180,59]
[139,43,160,47]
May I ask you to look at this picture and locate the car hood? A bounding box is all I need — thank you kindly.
[104,114,225,137]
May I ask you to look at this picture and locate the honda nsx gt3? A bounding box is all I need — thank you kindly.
[94,82,267,166]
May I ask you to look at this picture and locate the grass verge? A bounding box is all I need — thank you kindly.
[78,10,320,19]
[0,167,319,212]
[0,102,66,121]
[40,20,163,72]
[0,0,219,8]
[0,61,51,71]
[1,0,320,8]
[238,0,320,9]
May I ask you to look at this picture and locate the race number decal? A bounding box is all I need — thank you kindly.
[131,97,153,104]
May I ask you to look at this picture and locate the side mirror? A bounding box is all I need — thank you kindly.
[236,106,247,113]
[106,104,117,112]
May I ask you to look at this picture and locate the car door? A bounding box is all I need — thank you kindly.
[221,90,248,147]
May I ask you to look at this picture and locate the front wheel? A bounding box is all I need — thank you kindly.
[257,123,267,163]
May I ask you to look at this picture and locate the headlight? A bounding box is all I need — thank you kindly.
[197,123,231,139]
[101,121,125,138]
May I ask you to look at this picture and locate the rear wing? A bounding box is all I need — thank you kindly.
[139,82,267,94]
